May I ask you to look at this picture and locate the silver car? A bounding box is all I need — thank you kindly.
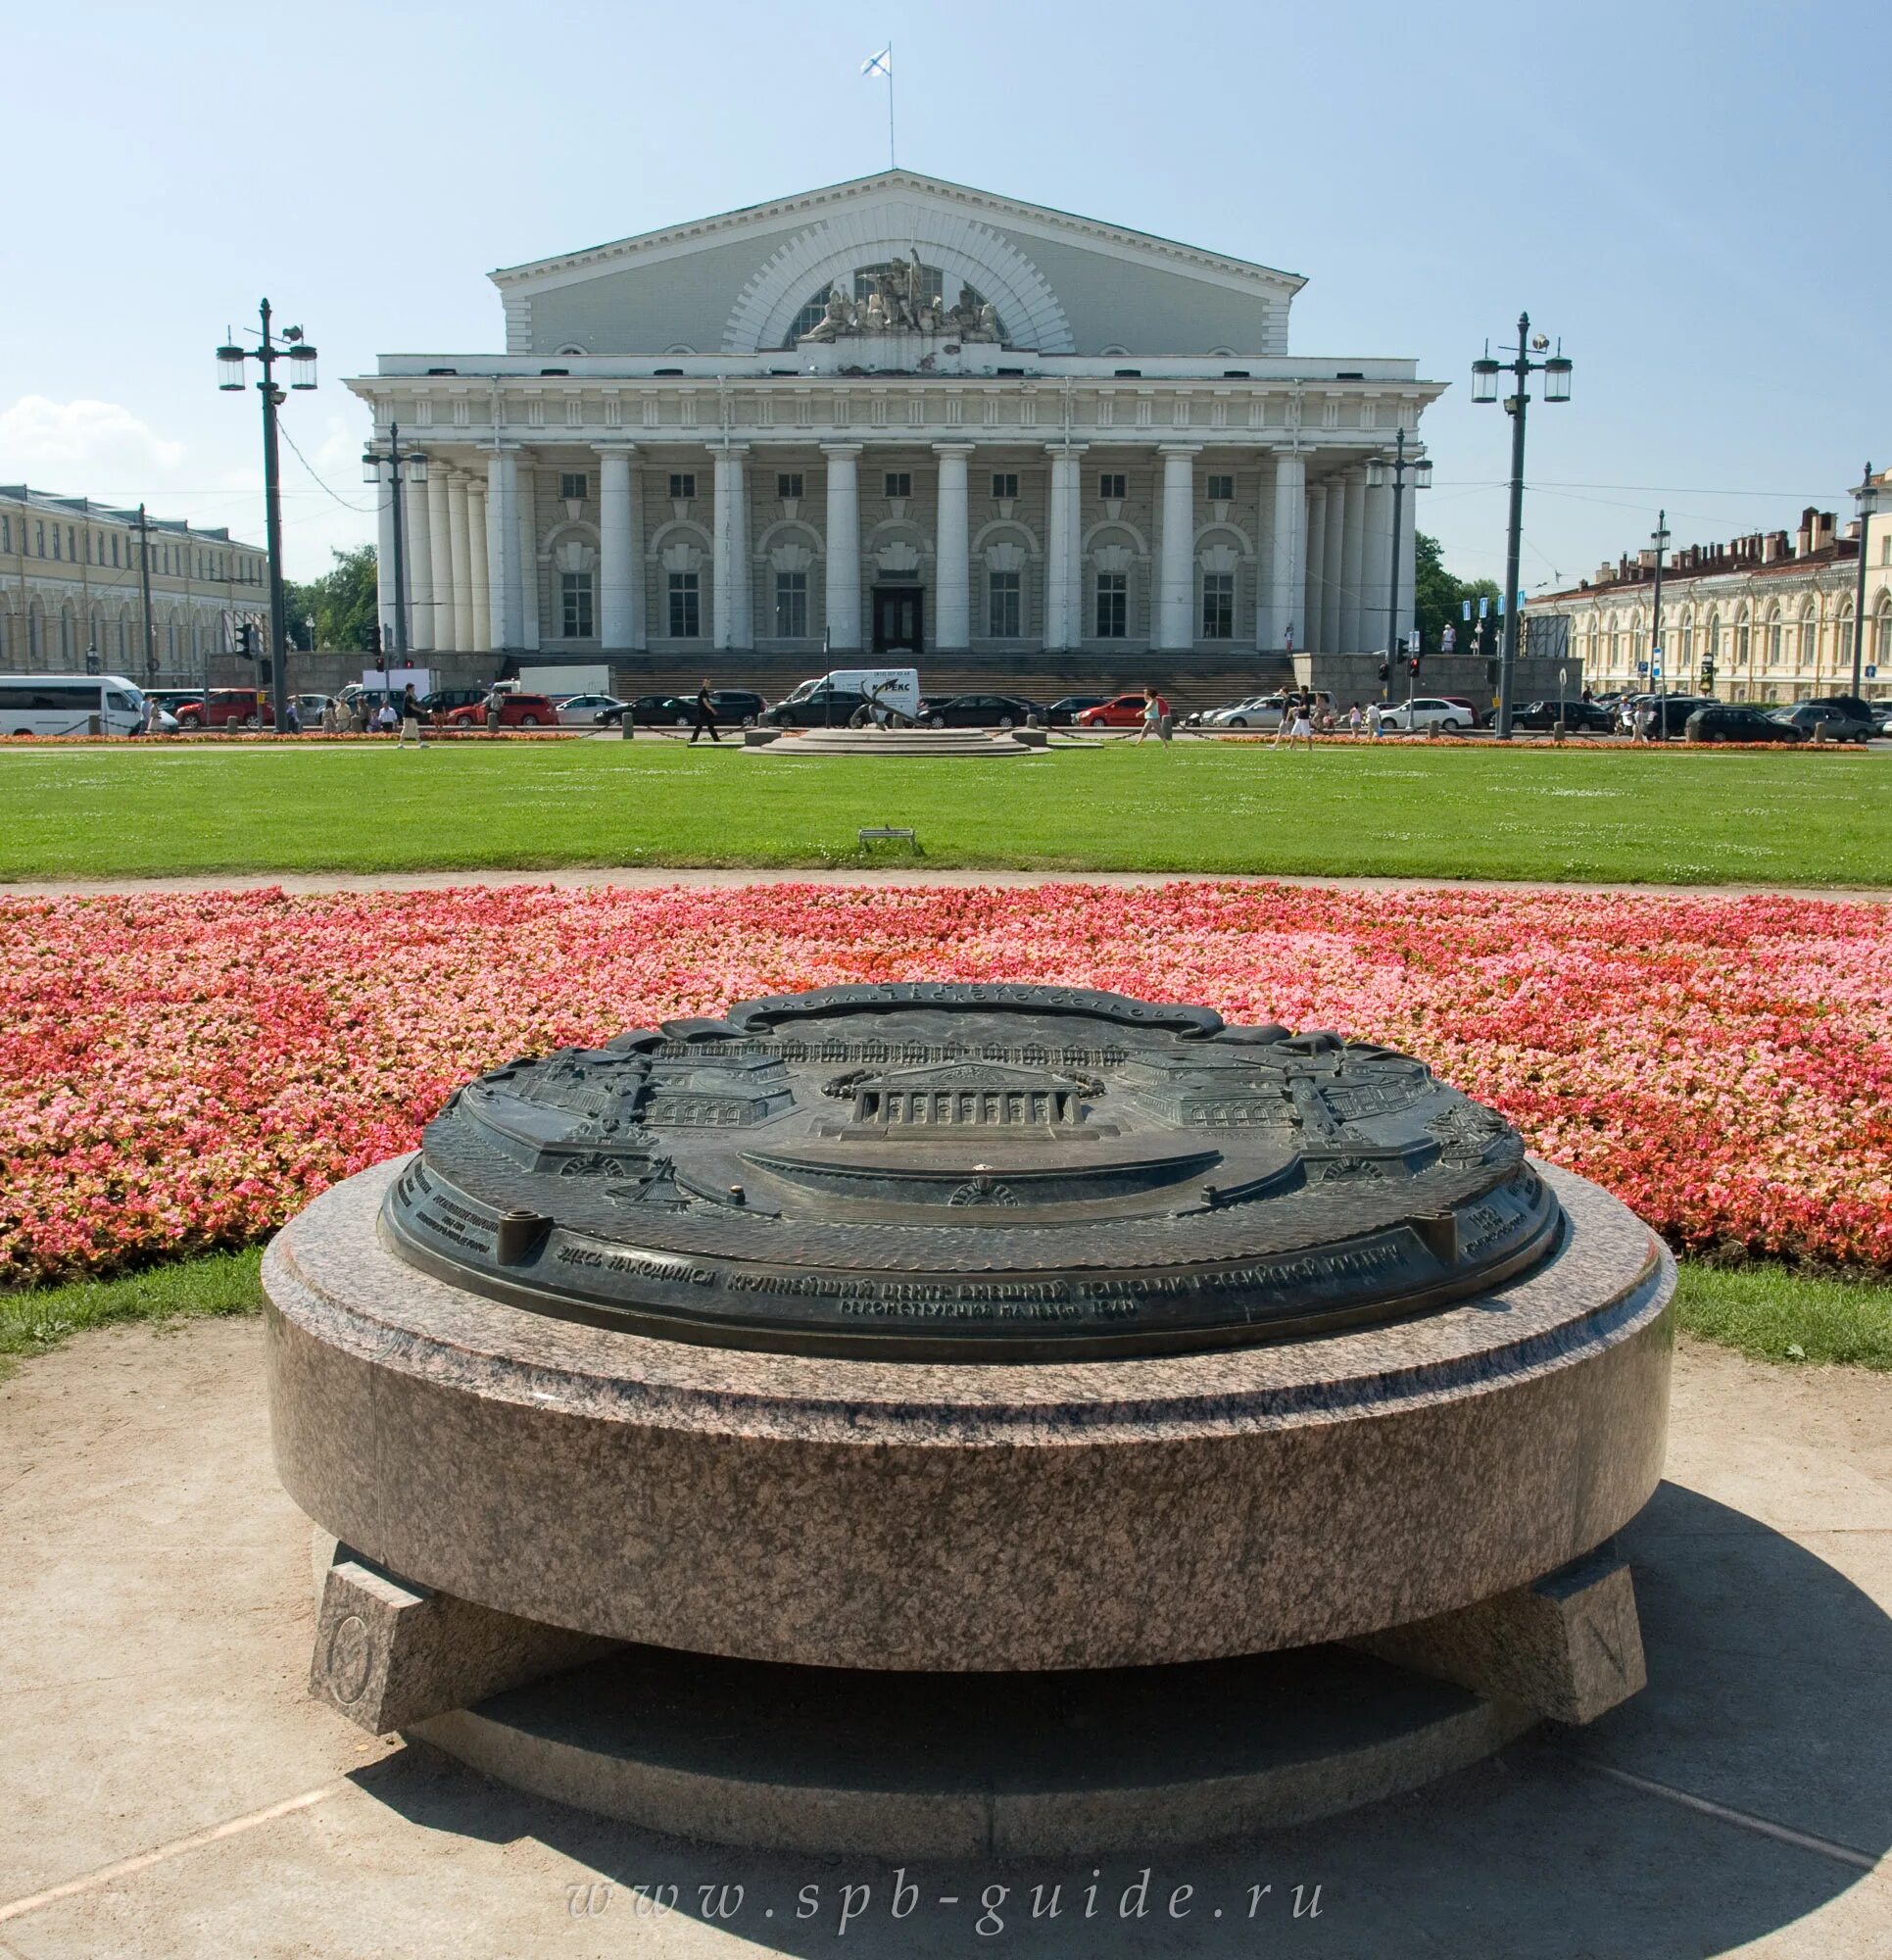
[554,692,624,726]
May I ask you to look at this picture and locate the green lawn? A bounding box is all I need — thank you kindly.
[0,738,1883,884]
[5,1248,1885,1375]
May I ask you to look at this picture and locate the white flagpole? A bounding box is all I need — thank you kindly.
[886,40,896,167]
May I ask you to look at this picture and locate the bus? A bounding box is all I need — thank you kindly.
[0,673,151,737]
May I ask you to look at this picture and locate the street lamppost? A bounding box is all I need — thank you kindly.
[1648,510,1672,691]
[217,300,316,734]
[362,423,429,659]
[1851,461,1881,698]
[1366,428,1432,718]
[1471,314,1572,739]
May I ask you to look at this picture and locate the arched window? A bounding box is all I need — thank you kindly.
[1766,603,1784,666]
[553,344,589,358]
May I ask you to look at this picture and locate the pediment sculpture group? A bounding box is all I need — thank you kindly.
[803,250,1001,342]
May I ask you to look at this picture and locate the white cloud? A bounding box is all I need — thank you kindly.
[0,395,187,481]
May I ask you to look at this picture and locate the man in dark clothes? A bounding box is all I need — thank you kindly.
[691,680,720,744]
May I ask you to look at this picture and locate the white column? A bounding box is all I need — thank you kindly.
[1043,447,1074,650]
[447,471,474,654]
[374,463,399,645]
[933,443,973,651]
[596,444,640,651]
[485,448,521,650]
[1321,480,1345,655]
[467,481,492,650]
[1265,449,1307,654]
[1396,473,1419,650]
[821,443,862,652]
[1303,483,1326,656]
[1361,478,1394,657]
[425,464,455,654]
[730,450,752,650]
[515,470,540,651]
[712,442,750,652]
[1155,444,1200,650]
[1338,470,1367,653]
[405,464,434,654]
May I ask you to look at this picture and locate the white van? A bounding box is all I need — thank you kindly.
[0,673,151,737]
[763,667,921,728]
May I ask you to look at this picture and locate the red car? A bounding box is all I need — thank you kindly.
[444,692,559,728]
[173,689,273,730]
[1076,692,1170,728]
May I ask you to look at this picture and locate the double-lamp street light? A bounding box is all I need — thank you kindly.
[217,300,316,733]
[1853,462,1881,698]
[363,425,429,661]
[1472,314,1572,739]
[1366,428,1431,715]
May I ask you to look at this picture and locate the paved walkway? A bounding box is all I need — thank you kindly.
[4,865,1887,903]
[0,1321,1885,1957]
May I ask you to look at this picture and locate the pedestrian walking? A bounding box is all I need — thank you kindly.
[398,684,425,748]
[1286,697,1315,750]
[1367,701,1383,739]
[690,680,721,744]
[1134,687,1166,745]
[1346,703,1363,735]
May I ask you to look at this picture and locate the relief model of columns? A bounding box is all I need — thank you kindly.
[485,448,521,651]
[1155,444,1200,650]
[596,444,641,652]
[1320,479,1345,655]
[933,443,974,652]
[467,481,492,651]
[712,443,751,653]
[1264,449,1306,654]
[821,443,863,652]
[447,470,474,654]
[515,466,540,651]
[1304,483,1327,656]
[1337,470,1367,653]
[1361,477,1395,658]
[405,461,434,654]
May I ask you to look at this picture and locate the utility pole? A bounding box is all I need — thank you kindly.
[1471,316,1573,738]
[135,504,157,683]
[362,421,426,659]
[218,301,317,733]
[1649,510,1671,692]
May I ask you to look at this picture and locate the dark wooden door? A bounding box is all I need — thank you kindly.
[872,586,924,656]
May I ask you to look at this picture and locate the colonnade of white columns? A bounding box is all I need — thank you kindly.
[395,441,1417,657]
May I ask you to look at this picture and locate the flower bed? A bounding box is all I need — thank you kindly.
[1,882,1886,1286]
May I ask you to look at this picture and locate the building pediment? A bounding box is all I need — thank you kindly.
[488,172,1303,362]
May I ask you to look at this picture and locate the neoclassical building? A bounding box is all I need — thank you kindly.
[0,484,266,681]
[347,172,1442,671]
[1526,481,1891,706]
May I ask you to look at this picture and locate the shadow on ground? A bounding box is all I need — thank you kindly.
[350,1482,1891,1957]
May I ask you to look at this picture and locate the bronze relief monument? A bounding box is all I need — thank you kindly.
[265,984,1674,1854]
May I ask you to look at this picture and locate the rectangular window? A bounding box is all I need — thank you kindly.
[1769,624,1783,663]
[35,521,45,555]
[111,534,120,566]
[668,570,701,638]
[559,472,588,501]
[1201,571,1235,640]
[988,569,1021,638]
[68,526,76,560]
[559,571,594,639]
[776,471,803,501]
[884,471,911,499]
[1799,621,1815,665]
[1095,572,1127,639]
[774,569,808,637]
[990,471,1017,500]
[1097,472,1127,502]
[1,515,9,551]
[668,472,696,500]
[50,526,61,561]
[1206,473,1235,502]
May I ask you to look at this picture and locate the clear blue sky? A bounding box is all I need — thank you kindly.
[4,0,1884,583]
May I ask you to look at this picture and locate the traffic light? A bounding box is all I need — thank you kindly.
[235,622,257,661]
[1377,659,1389,683]
[1699,658,1717,694]
[366,622,382,662]
[1408,657,1422,676]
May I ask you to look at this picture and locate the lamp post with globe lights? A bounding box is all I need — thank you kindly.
[1471,314,1572,738]
[218,300,316,733]
[1852,462,1880,698]
[1366,427,1432,718]
[362,423,429,660]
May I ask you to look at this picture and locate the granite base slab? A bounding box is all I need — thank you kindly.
[410,1640,1538,1858]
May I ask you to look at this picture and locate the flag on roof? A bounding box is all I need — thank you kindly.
[860,47,892,76]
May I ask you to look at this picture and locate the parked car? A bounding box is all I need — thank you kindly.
[1685,705,1804,745]
[173,688,273,730]
[1437,696,1486,729]
[1377,696,1472,733]
[443,691,559,728]
[1076,693,1168,729]
[1193,695,1278,729]
[1043,695,1111,726]
[417,686,491,723]
[916,693,1041,729]
[1624,694,1718,739]
[1771,699,1877,744]
[1511,699,1617,734]
[554,692,623,726]
[759,685,879,728]
[144,689,203,719]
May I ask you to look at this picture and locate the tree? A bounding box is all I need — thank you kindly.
[286,545,378,651]
[1414,531,1499,655]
